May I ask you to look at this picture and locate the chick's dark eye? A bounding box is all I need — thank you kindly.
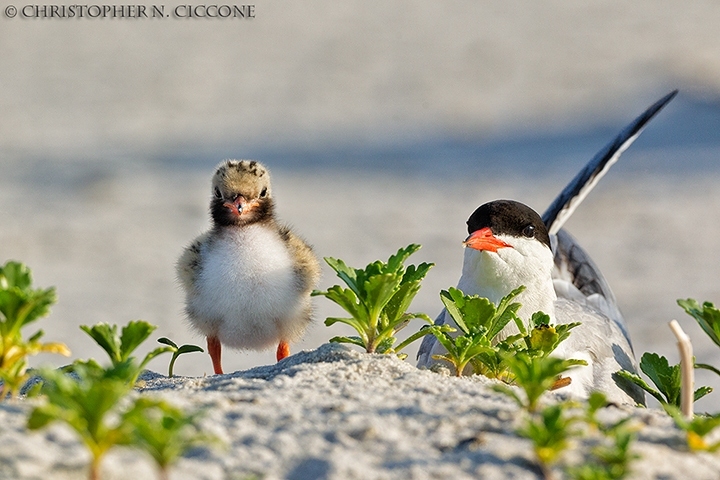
[522,224,535,238]
[213,187,222,199]
[259,187,267,198]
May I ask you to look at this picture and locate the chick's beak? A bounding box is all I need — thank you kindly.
[223,195,246,217]
[463,227,512,252]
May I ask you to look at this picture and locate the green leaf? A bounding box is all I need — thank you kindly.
[694,386,713,402]
[80,323,122,364]
[328,336,367,349]
[0,261,32,291]
[363,273,402,326]
[639,352,679,405]
[491,384,523,406]
[177,344,204,355]
[157,337,178,349]
[324,317,367,339]
[395,323,448,353]
[382,263,433,327]
[427,327,459,357]
[678,298,720,348]
[528,323,559,353]
[375,337,396,354]
[27,404,61,430]
[323,257,363,298]
[696,363,720,377]
[0,261,57,336]
[614,369,666,405]
[440,289,471,335]
[500,352,584,411]
[517,403,576,466]
[554,322,581,346]
[317,286,366,322]
[386,244,421,272]
[490,285,526,339]
[120,321,157,361]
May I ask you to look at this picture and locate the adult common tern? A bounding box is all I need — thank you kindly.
[417,91,678,405]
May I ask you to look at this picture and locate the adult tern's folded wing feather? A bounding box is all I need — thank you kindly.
[542,90,677,236]
[543,91,677,343]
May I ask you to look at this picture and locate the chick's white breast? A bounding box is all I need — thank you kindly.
[191,225,302,348]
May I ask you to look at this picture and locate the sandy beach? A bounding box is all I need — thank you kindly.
[2,344,720,479]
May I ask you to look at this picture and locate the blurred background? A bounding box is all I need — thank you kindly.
[2,1,720,408]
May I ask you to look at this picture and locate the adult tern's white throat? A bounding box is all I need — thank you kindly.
[417,91,678,405]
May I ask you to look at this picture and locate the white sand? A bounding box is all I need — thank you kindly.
[2,344,719,480]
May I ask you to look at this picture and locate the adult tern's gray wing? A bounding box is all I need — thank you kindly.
[542,90,677,236]
[543,91,677,347]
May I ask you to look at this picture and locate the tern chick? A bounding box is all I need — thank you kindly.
[177,160,320,374]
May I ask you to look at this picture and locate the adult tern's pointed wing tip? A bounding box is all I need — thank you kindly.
[542,90,678,234]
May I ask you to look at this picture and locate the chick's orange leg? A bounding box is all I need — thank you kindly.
[276,341,290,361]
[207,336,224,375]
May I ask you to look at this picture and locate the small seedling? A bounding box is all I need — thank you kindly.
[425,286,523,376]
[615,352,712,407]
[567,428,638,480]
[157,338,204,377]
[494,352,586,412]
[80,321,173,384]
[125,397,220,480]
[0,261,70,399]
[567,392,639,480]
[426,286,582,381]
[518,403,578,479]
[27,361,136,480]
[665,405,720,452]
[313,244,435,356]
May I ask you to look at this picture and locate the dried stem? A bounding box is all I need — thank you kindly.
[668,320,693,419]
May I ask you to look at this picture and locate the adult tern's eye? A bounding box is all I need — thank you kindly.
[522,224,535,238]
[214,187,222,199]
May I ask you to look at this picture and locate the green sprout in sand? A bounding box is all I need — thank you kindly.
[125,397,220,480]
[313,244,436,357]
[0,261,70,400]
[27,361,137,480]
[80,320,173,384]
[157,337,204,378]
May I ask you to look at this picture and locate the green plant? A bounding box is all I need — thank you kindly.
[125,397,220,480]
[665,405,720,452]
[0,261,70,399]
[80,321,173,384]
[615,352,712,407]
[568,428,637,480]
[426,286,582,383]
[157,337,204,377]
[677,298,720,376]
[425,286,523,376]
[518,403,578,478]
[29,359,216,480]
[27,361,137,480]
[568,392,639,480]
[494,352,586,412]
[312,244,435,356]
